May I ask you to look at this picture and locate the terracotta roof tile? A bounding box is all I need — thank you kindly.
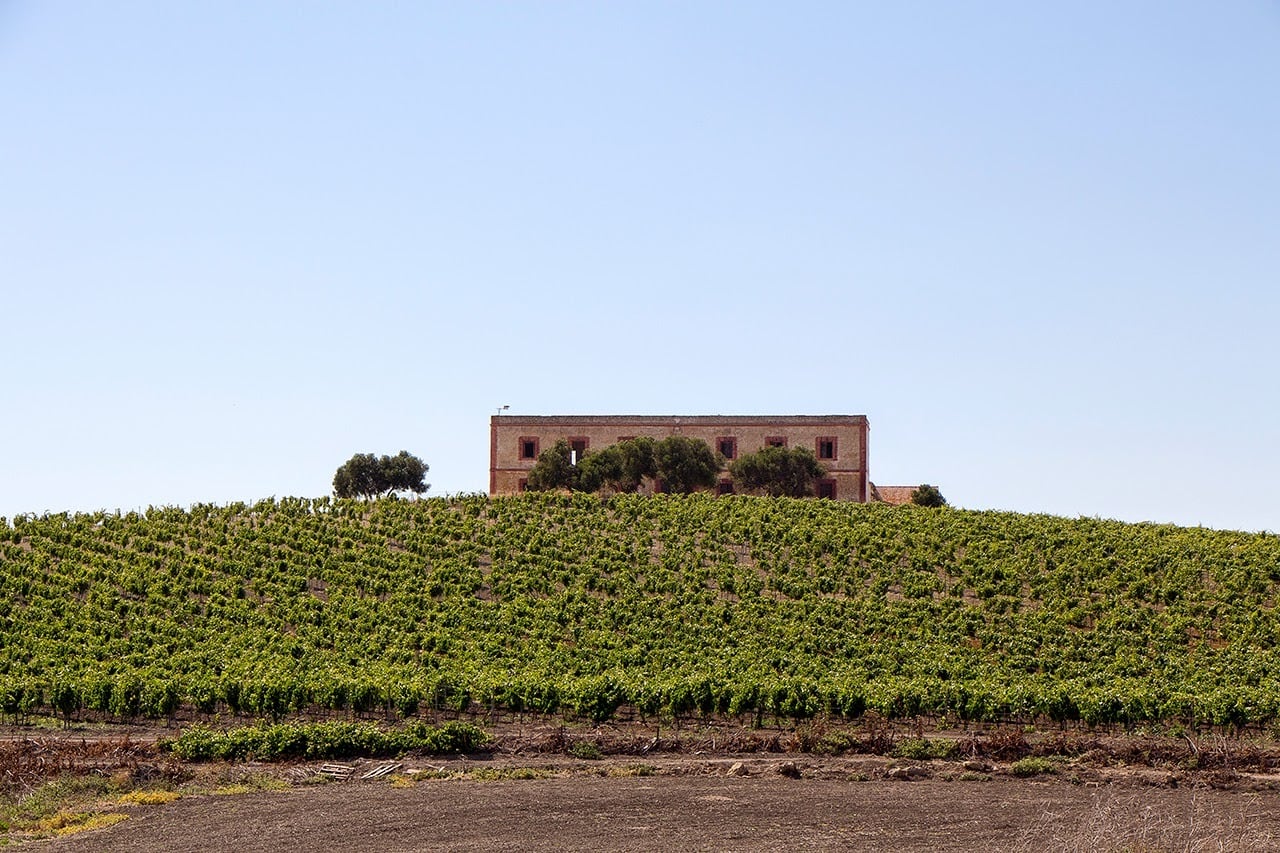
[870,484,917,506]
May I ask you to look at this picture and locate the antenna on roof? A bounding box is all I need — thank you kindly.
[496,404,510,415]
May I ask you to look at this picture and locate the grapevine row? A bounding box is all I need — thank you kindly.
[1,493,1278,729]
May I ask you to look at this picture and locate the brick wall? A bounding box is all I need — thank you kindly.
[490,415,869,501]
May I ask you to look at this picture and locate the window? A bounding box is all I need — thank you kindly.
[717,480,735,495]
[568,437,589,455]
[717,437,737,460]
[816,437,837,460]
[519,437,539,460]
[765,436,787,448]
[817,480,836,500]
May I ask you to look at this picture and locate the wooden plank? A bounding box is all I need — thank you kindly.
[360,763,400,780]
[319,763,354,779]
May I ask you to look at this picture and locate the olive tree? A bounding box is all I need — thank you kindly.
[578,437,658,493]
[653,436,721,494]
[527,435,720,495]
[910,483,947,507]
[728,446,826,497]
[526,440,580,491]
[333,451,429,499]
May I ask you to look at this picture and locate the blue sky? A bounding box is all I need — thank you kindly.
[2,2,1277,531]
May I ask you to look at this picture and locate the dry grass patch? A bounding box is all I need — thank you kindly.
[117,789,181,805]
[468,767,556,781]
[606,763,656,777]
[29,810,129,838]
[1014,788,1278,852]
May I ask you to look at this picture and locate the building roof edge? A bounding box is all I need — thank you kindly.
[491,414,868,425]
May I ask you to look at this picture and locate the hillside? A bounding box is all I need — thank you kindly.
[2,493,1278,727]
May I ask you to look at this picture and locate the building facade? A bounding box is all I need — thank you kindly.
[489,414,869,501]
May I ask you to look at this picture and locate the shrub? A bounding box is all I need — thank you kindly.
[1010,756,1056,777]
[891,738,959,760]
[728,446,827,497]
[568,741,604,760]
[910,484,947,507]
[162,726,224,761]
[160,721,488,762]
[408,720,488,754]
[813,732,859,755]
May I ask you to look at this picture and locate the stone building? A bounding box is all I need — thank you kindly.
[489,414,870,501]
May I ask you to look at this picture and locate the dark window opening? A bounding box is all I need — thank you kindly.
[717,437,737,459]
[817,438,837,460]
[569,437,589,456]
[817,480,836,500]
[717,480,735,495]
[519,438,539,460]
[766,436,787,448]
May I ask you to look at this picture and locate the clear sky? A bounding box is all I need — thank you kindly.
[2,2,1278,532]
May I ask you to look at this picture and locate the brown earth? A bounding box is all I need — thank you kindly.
[10,718,1280,851]
[24,753,1280,853]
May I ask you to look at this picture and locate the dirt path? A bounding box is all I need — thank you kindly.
[36,769,1280,852]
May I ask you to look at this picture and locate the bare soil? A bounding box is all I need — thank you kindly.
[12,718,1280,851]
[29,758,1280,852]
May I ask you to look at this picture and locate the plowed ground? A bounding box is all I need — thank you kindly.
[29,753,1280,853]
[9,718,1280,851]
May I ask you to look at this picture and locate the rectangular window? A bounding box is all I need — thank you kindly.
[817,480,836,500]
[717,480,735,495]
[816,437,837,460]
[717,437,737,460]
[765,436,787,448]
[569,437,589,455]
[519,437,539,460]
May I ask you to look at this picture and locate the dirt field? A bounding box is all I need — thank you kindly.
[29,753,1280,853]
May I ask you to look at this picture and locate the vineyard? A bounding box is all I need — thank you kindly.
[2,493,1279,729]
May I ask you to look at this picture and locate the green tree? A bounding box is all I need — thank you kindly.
[728,446,827,497]
[910,484,947,507]
[578,437,657,493]
[526,440,580,492]
[333,453,381,499]
[333,451,429,499]
[653,436,721,494]
[382,451,430,495]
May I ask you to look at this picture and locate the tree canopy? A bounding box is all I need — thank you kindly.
[652,436,721,494]
[527,436,720,495]
[910,483,947,508]
[526,440,580,492]
[728,445,827,497]
[333,451,430,499]
[577,437,658,494]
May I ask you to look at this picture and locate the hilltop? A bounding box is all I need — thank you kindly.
[2,493,1278,728]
